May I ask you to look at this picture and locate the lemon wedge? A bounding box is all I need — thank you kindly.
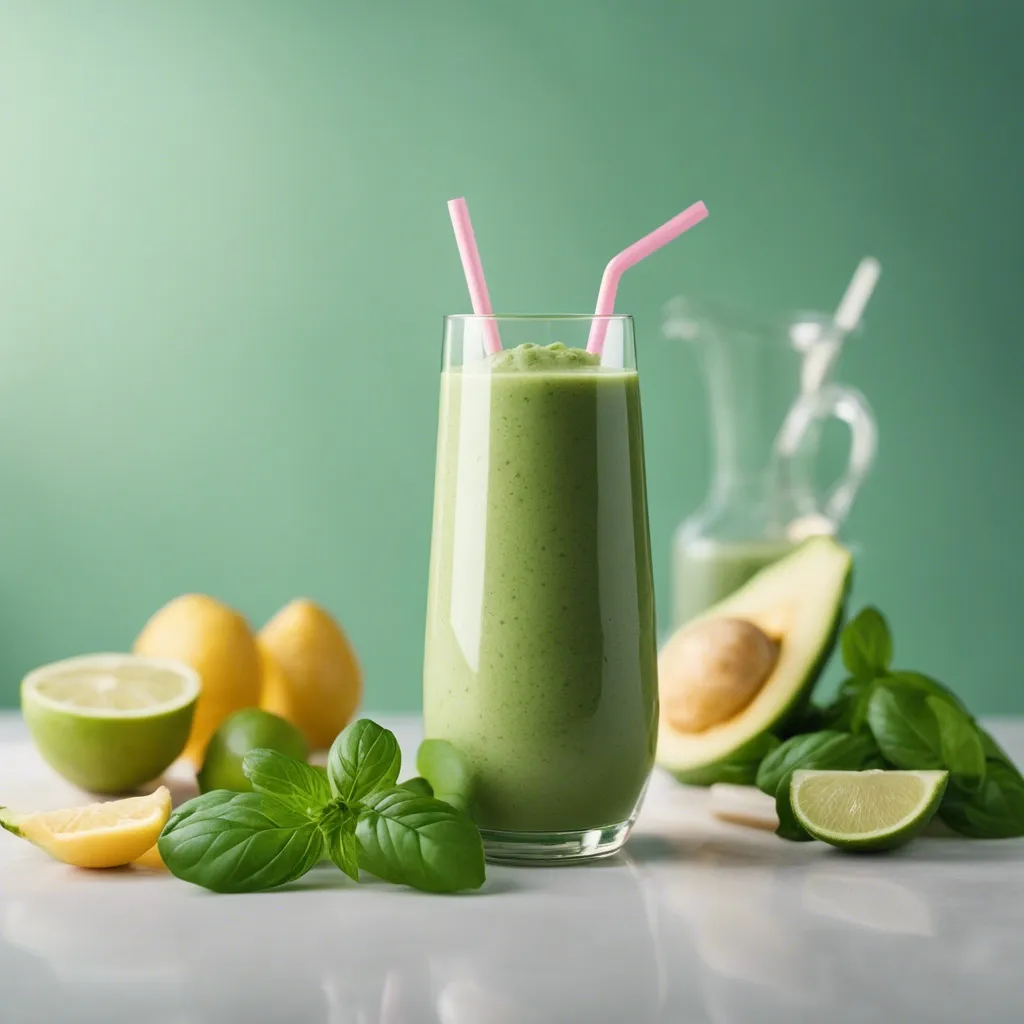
[133,843,167,871]
[0,787,172,868]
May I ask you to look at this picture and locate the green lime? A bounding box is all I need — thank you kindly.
[21,654,200,794]
[790,769,948,851]
[197,707,308,793]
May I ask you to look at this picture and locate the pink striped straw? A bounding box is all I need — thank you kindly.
[447,197,502,355]
[586,200,709,355]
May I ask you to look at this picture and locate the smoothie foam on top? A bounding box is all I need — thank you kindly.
[487,342,602,372]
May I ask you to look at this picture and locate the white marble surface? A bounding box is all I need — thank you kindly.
[1,713,1023,1023]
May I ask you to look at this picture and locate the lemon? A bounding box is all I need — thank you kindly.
[0,787,172,868]
[256,643,291,718]
[197,707,308,793]
[134,594,262,767]
[790,769,949,851]
[133,843,167,870]
[259,599,362,750]
[21,654,200,793]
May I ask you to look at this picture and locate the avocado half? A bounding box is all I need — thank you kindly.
[656,535,852,784]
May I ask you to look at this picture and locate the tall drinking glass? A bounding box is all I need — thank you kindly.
[423,316,658,863]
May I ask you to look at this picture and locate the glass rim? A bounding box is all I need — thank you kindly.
[444,313,635,323]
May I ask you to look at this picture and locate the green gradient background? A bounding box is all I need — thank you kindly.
[1,2,1021,712]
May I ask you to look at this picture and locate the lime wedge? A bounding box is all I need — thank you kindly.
[790,769,948,851]
[22,654,200,794]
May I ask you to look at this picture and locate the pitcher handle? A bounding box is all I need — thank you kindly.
[776,383,878,530]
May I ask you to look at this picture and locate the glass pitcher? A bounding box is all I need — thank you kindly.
[663,298,878,629]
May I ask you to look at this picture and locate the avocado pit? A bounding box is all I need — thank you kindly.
[659,617,780,733]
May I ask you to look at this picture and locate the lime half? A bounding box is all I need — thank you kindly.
[22,654,200,794]
[790,769,948,851]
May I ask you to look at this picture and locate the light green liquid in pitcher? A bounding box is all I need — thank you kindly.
[672,536,796,629]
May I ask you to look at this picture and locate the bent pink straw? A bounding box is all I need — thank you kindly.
[586,200,709,355]
[447,197,502,355]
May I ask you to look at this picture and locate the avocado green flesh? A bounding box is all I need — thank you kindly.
[668,733,781,787]
[657,536,852,782]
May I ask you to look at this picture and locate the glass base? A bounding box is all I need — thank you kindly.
[481,819,634,865]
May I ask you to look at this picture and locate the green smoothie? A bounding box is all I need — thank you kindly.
[671,535,796,628]
[423,343,658,833]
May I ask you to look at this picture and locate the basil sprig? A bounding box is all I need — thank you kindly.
[820,608,1024,838]
[733,605,1024,842]
[158,720,486,893]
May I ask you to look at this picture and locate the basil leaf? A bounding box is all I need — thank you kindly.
[850,680,885,734]
[775,772,813,842]
[319,805,360,881]
[866,685,945,770]
[979,728,1013,764]
[158,792,324,893]
[925,697,985,792]
[818,679,862,733]
[821,674,894,735]
[939,730,1024,837]
[822,676,883,735]
[841,606,892,679]
[835,676,864,702]
[977,728,1024,775]
[673,734,780,787]
[399,777,434,798]
[398,776,471,817]
[328,720,402,804]
[435,792,470,814]
[756,731,878,796]
[163,788,237,833]
[776,703,827,739]
[356,787,485,893]
[940,762,1024,838]
[242,749,333,816]
[885,671,971,717]
[416,739,475,812]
